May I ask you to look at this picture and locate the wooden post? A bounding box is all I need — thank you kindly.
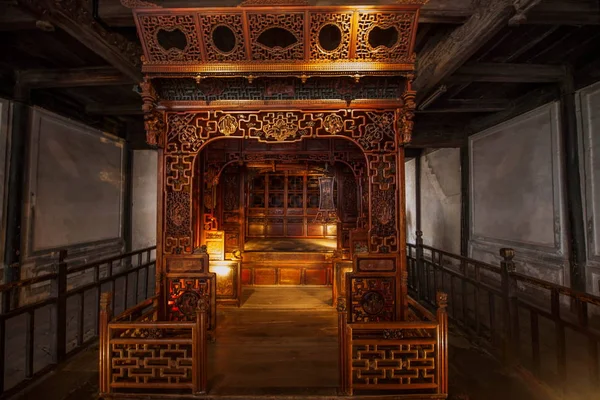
[436,291,448,395]
[56,250,68,363]
[196,297,208,394]
[500,248,519,366]
[415,151,422,234]
[337,297,349,396]
[460,145,470,257]
[560,69,587,292]
[416,231,425,301]
[99,292,112,396]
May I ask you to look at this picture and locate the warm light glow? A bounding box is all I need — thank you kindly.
[213,265,231,277]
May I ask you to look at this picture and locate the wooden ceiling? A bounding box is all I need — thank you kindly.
[1,0,599,147]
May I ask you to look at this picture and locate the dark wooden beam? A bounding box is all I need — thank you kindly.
[466,84,560,135]
[99,0,475,27]
[0,3,37,31]
[448,63,567,83]
[416,99,510,113]
[527,0,600,25]
[16,0,142,81]
[411,120,468,148]
[17,67,134,89]
[413,0,515,103]
[86,103,143,116]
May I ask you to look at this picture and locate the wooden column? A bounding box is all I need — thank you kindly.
[560,69,587,292]
[415,151,422,236]
[3,100,28,288]
[460,145,470,257]
[123,144,134,252]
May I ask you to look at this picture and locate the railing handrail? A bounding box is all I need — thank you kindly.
[407,237,600,396]
[0,245,157,398]
[408,242,600,307]
[0,246,156,294]
[420,243,502,273]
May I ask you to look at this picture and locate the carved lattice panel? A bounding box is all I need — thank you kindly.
[354,12,416,62]
[155,77,406,102]
[199,13,247,62]
[368,153,398,253]
[352,341,437,388]
[167,277,213,327]
[348,276,396,322]
[137,14,202,62]
[247,12,305,61]
[164,110,398,155]
[111,342,193,387]
[309,12,352,61]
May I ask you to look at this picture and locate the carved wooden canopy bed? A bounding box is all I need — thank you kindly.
[98,1,448,398]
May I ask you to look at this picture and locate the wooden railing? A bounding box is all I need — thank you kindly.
[0,246,156,398]
[407,232,600,398]
[98,292,208,397]
[338,293,448,398]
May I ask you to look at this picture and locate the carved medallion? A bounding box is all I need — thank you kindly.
[361,291,385,315]
[175,290,201,319]
[218,114,238,135]
[323,114,343,134]
[263,115,299,141]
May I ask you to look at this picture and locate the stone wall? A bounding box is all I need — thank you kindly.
[132,150,158,250]
[469,102,569,286]
[420,148,462,255]
[578,81,600,295]
[21,108,125,277]
[405,158,417,245]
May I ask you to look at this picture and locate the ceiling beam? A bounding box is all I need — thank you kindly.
[16,0,142,81]
[448,63,567,83]
[415,99,510,113]
[0,3,37,31]
[16,67,134,89]
[86,103,143,116]
[413,0,516,103]
[98,0,475,27]
[466,85,561,135]
[526,0,600,25]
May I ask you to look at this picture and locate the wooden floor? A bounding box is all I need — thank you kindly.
[208,287,338,396]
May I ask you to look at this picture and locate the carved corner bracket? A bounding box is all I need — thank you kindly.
[140,77,165,147]
[397,90,416,145]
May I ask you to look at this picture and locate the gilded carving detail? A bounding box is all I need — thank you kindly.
[398,90,416,144]
[323,114,344,134]
[217,114,239,135]
[263,114,300,141]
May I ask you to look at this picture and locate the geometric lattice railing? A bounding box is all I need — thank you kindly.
[99,292,208,396]
[338,292,448,397]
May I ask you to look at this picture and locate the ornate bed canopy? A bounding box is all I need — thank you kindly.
[126,0,426,256]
